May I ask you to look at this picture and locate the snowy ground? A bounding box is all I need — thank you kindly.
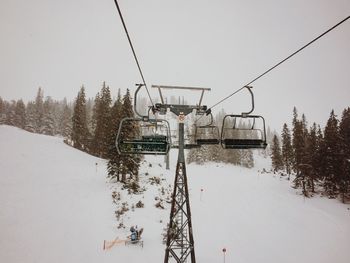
[1,125,350,263]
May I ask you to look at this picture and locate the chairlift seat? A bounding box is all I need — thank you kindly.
[116,117,171,155]
[222,139,267,149]
[119,137,169,155]
[196,138,220,145]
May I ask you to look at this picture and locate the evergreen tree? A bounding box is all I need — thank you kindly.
[314,125,326,182]
[91,82,112,158]
[271,134,283,172]
[59,99,72,139]
[323,110,342,197]
[14,99,26,129]
[292,108,304,177]
[71,86,89,151]
[0,97,6,124]
[339,107,350,202]
[41,96,55,135]
[25,102,36,132]
[281,123,293,179]
[5,100,16,126]
[90,92,100,139]
[34,87,44,133]
[119,89,140,182]
[307,123,318,192]
[298,123,318,195]
[107,89,123,181]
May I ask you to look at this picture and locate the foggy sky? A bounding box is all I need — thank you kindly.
[0,0,349,131]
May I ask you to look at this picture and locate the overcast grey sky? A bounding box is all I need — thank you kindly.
[0,0,349,131]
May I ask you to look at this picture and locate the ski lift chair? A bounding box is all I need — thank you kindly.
[116,118,171,155]
[194,113,220,145]
[221,114,267,149]
[220,86,267,149]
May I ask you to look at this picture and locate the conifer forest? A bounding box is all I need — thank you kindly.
[1,85,349,203]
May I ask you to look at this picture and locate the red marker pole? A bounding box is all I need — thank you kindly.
[222,248,226,263]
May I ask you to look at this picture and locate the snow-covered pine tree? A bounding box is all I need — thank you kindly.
[71,86,89,151]
[91,82,112,158]
[34,87,44,133]
[0,97,5,124]
[297,122,318,196]
[85,97,94,137]
[292,107,304,180]
[314,125,326,183]
[281,123,293,179]
[306,123,319,193]
[119,89,140,182]
[25,102,36,133]
[14,99,26,129]
[323,110,342,198]
[58,99,72,139]
[5,100,16,126]
[107,89,123,181]
[271,134,283,172]
[41,96,55,135]
[339,107,350,202]
[90,92,101,154]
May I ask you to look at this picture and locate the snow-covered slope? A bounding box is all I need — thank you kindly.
[0,125,114,263]
[1,125,350,263]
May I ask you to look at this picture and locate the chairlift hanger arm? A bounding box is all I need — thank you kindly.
[197,112,214,127]
[134,83,147,119]
[242,86,254,116]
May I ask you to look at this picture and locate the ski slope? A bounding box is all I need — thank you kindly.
[1,125,349,263]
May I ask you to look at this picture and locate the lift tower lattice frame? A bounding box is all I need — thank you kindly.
[151,85,210,263]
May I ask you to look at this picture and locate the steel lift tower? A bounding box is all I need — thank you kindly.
[151,85,210,263]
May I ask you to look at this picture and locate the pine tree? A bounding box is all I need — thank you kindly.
[119,89,140,182]
[0,97,6,124]
[34,87,44,133]
[339,107,350,202]
[301,123,318,194]
[41,96,55,135]
[308,123,319,192]
[281,123,293,179]
[58,99,72,139]
[323,110,342,198]
[14,99,26,129]
[90,92,100,140]
[5,100,16,126]
[71,86,89,151]
[314,126,326,182]
[107,89,123,181]
[292,111,309,193]
[25,102,36,132]
[91,82,112,158]
[271,134,283,172]
[292,108,305,178]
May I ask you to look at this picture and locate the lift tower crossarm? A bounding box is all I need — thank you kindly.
[151,85,211,116]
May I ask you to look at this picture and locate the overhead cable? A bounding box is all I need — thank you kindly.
[113,0,154,106]
[206,15,350,114]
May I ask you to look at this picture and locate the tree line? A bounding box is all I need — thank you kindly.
[0,83,140,183]
[271,107,350,202]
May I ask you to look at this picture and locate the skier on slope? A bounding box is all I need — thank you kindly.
[130,226,138,241]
